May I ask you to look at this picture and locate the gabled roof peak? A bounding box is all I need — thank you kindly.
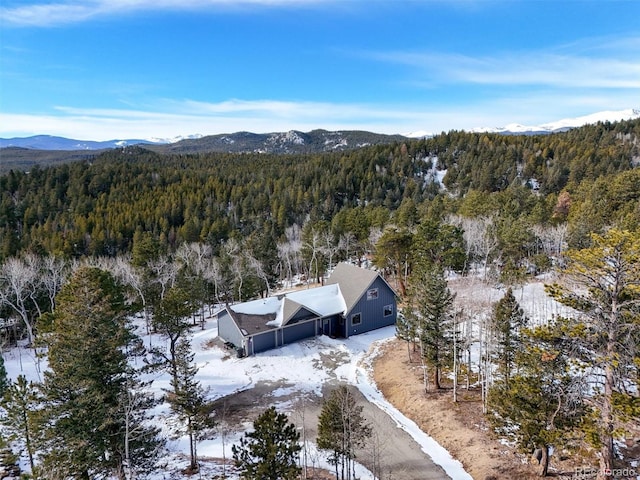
[326,262,381,312]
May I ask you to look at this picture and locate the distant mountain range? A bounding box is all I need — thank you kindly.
[0,130,405,155]
[1,109,639,154]
[0,135,201,151]
[404,108,640,138]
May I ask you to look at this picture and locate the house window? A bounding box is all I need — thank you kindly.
[351,313,362,326]
[383,304,393,317]
[366,288,379,300]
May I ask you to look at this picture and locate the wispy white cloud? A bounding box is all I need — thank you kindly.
[1,1,107,26]
[55,98,404,123]
[1,0,326,27]
[369,36,640,90]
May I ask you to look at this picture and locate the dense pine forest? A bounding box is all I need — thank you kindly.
[1,118,639,262]
[0,119,639,479]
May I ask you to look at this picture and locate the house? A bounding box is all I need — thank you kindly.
[217,263,397,356]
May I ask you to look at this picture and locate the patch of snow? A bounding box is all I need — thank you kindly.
[267,130,305,146]
[421,154,446,188]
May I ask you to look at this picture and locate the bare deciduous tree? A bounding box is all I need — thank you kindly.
[532,224,568,259]
[451,215,498,279]
[148,255,178,302]
[0,257,39,346]
[41,255,68,314]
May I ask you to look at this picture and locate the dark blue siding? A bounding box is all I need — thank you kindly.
[251,331,277,354]
[346,277,396,337]
[283,319,316,344]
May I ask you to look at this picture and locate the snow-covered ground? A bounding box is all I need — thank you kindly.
[4,308,473,479]
[3,272,615,479]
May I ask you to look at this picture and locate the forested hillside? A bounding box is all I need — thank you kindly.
[1,118,639,263]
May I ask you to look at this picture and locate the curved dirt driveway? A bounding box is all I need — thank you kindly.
[212,343,455,480]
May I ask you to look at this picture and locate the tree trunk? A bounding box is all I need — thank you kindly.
[538,444,549,477]
[25,430,35,473]
[169,336,179,389]
[188,418,198,472]
[453,327,458,402]
[116,460,127,480]
[397,272,407,297]
[421,357,429,393]
[597,364,615,480]
[597,316,617,480]
[466,348,471,390]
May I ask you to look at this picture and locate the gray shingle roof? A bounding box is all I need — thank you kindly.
[227,309,277,335]
[326,263,379,313]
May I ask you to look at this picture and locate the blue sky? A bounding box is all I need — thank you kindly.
[1,0,639,140]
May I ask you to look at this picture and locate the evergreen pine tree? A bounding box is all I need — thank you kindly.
[394,310,417,361]
[546,229,640,479]
[372,228,413,296]
[119,340,165,479]
[0,433,20,479]
[0,375,38,473]
[150,285,195,387]
[166,338,215,474]
[413,217,467,273]
[232,406,301,480]
[490,287,527,389]
[39,266,161,479]
[488,321,586,477]
[409,261,456,390]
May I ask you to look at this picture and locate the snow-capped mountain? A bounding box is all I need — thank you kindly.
[471,108,640,135]
[405,108,640,138]
[144,133,204,144]
[540,108,640,131]
[403,130,434,139]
